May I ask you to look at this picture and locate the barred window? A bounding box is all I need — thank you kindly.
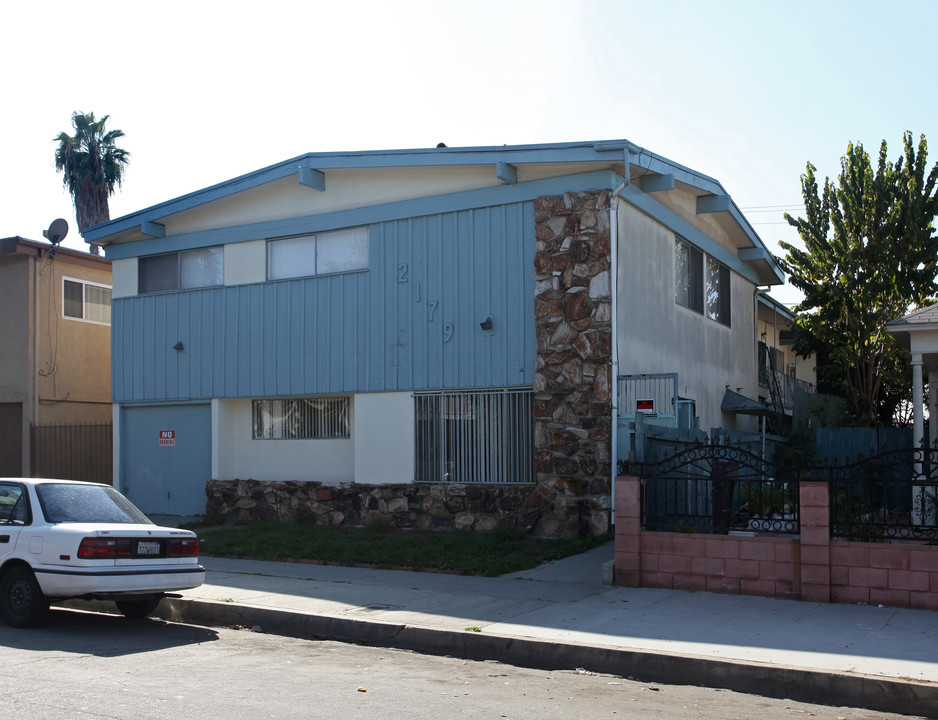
[415,389,533,484]
[252,397,350,439]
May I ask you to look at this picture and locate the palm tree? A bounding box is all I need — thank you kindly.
[54,112,130,254]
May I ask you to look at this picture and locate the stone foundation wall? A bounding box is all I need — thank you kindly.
[206,477,605,537]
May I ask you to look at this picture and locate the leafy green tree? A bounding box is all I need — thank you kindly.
[54,112,130,254]
[778,132,938,426]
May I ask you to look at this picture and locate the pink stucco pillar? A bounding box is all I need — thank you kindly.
[614,475,642,586]
[799,481,831,603]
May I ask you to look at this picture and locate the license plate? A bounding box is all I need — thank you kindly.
[136,541,161,556]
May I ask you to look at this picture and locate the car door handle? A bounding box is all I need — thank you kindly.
[0,535,9,543]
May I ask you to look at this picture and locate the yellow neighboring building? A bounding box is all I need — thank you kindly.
[0,237,111,477]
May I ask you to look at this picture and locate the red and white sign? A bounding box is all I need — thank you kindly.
[159,430,176,447]
[635,399,656,414]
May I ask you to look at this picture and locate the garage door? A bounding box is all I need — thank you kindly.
[121,404,211,516]
[0,403,23,476]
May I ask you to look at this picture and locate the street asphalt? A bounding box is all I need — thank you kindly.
[64,542,938,717]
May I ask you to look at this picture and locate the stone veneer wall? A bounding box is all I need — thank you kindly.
[206,478,604,536]
[204,190,614,538]
[532,190,613,536]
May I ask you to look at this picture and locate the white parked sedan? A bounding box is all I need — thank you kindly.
[0,478,204,627]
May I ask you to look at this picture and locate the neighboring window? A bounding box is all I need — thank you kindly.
[63,278,112,324]
[268,226,369,280]
[252,397,350,439]
[139,246,223,294]
[675,239,730,326]
[415,389,533,484]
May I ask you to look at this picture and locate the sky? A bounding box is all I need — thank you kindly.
[3,0,935,305]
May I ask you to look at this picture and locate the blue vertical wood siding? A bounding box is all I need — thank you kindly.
[112,202,536,401]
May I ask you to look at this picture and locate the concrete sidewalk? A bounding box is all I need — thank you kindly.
[145,543,938,716]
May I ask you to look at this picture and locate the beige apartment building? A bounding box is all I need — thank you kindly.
[0,237,111,476]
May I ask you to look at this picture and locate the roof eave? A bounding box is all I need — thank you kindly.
[84,139,782,278]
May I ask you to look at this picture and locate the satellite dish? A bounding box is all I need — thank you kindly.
[43,218,69,245]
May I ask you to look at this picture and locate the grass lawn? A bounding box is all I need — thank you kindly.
[193,521,611,577]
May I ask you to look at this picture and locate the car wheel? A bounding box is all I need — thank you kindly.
[115,596,162,619]
[0,566,49,628]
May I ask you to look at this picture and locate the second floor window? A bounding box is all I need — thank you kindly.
[268,226,369,280]
[675,238,730,326]
[138,246,223,294]
[675,239,703,313]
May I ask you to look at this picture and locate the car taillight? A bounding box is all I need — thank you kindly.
[168,537,199,557]
[77,537,132,559]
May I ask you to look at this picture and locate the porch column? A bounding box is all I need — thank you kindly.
[912,353,924,449]
[929,380,937,448]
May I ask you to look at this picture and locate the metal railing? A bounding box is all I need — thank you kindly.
[617,373,678,424]
[758,366,815,411]
[414,388,533,484]
[253,397,350,439]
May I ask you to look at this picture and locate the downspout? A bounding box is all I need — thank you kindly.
[609,180,627,526]
[31,254,42,474]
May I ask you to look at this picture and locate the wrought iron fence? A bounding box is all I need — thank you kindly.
[638,444,799,535]
[820,447,938,542]
[30,422,113,486]
[637,443,938,542]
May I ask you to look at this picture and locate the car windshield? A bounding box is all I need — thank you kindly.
[36,483,153,524]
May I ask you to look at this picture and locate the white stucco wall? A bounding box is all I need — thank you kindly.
[224,239,266,286]
[214,397,354,482]
[615,201,759,432]
[213,392,414,484]
[110,257,138,298]
[352,392,415,484]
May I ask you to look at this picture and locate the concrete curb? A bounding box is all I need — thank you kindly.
[140,598,937,718]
